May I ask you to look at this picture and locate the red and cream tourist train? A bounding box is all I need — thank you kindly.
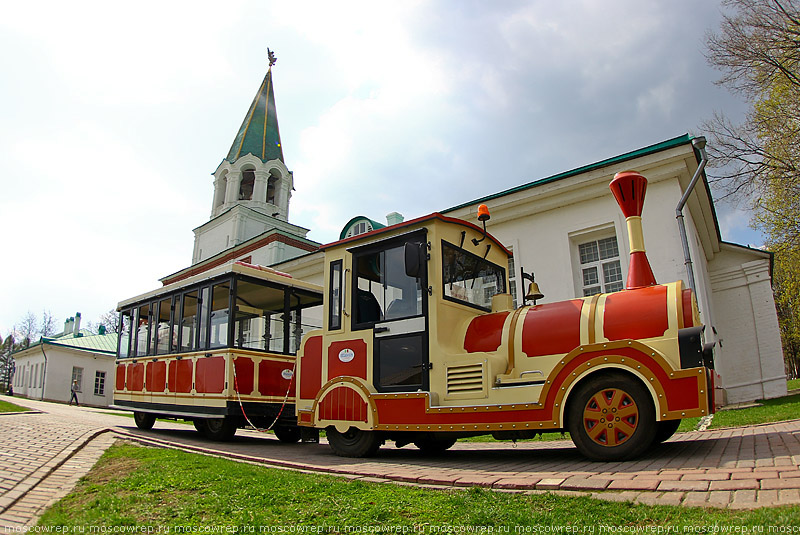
[114,171,715,461]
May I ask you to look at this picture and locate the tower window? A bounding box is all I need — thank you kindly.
[239,170,255,200]
[267,172,279,204]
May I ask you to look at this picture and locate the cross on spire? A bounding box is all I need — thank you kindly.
[268,48,277,68]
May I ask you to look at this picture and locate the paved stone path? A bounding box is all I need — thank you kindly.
[3,397,800,528]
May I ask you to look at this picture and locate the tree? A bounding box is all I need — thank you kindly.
[703,0,800,231]
[39,310,58,338]
[704,0,800,376]
[15,311,38,348]
[97,309,120,334]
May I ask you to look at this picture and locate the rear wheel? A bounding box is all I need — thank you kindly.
[567,373,656,461]
[413,436,457,455]
[273,426,302,443]
[202,417,237,441]
[327,427,382,457]
[653,419,681,444]
[193,419,206,434]
[133,412,156,430]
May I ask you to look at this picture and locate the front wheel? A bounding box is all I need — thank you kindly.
[327,427,383,457]
[133,412,156,430]
[567,373,656,461]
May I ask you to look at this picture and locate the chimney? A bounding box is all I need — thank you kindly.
[73,312,82,336]
[64,318,71,336]
[609,171,657,289]
[98,325,106,335]
[386,212,404,226]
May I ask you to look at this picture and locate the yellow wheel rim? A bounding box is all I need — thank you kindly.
[582,388,639,447]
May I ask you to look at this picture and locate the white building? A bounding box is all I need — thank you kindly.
[11,314,118,407]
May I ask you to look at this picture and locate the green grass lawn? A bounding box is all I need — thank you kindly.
[0,399,29,413]
[787,378,800,391]
[38,442,800,529]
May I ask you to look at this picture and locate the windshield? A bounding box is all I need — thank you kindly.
[442,241,506,311]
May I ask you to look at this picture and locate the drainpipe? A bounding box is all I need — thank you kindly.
[675,136,708,292]
[40,342,48,401]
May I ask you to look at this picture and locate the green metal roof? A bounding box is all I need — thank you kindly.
[42,330,118,354]
[443,134,695,214]
[225,68,284,164]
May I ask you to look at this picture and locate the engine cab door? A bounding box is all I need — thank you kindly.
[350,231,429,393]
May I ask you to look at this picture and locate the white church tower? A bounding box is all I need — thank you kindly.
[187,51,318,275]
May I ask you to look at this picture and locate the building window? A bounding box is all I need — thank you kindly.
[94,371,106,396]
[578,236,624,296]
[71,366,83,392]
[508,253,518,308]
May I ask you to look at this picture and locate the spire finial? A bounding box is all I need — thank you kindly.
[268,48,277,68]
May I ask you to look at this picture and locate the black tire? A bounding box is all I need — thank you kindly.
[653,419,681,444]
[327,427,383,457]
[202,417,237,441]
[413,436,458,454]
[133,412,156,430]
[273,426,302,443]
[567,373,656,461]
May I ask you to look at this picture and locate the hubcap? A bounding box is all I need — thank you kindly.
[582,388,639,447]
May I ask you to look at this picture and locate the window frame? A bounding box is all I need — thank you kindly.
[440,240,507,312]
[348,229,428,332]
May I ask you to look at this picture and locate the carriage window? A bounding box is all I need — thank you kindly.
[209,283,231,349]
[289,291,324,354]
[234,280,286,352]
[118,309,133,358]
[180,291,199,352]
[154,298,171,355]
[442,241,506,311]
[135,304,151,356]
[198,287,210,348]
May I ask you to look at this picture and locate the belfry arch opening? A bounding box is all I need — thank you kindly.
[239,168,255,201]
[267,169,281,205]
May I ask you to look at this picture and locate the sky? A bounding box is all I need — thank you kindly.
[0,0,759,336]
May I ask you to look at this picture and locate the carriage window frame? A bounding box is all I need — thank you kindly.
[115,272,322,358]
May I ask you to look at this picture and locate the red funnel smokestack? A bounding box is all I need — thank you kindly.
[609,171,656,289]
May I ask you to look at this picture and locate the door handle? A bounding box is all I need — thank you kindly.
[374,326,389,333]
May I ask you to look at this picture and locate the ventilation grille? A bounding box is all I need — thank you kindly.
[446,363,485,396]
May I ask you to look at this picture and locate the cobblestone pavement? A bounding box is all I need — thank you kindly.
[3,397,800,528]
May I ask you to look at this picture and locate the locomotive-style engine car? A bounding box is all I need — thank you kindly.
[295,170,715,461]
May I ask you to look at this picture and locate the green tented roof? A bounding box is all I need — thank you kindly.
[226,68,284,163]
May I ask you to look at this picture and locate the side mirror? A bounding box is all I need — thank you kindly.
[404,242,426,278]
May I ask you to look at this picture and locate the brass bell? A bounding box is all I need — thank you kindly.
[526,281,544,304]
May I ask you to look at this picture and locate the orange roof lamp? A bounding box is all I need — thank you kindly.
[609,171,657,289]
[472,204,492,247]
